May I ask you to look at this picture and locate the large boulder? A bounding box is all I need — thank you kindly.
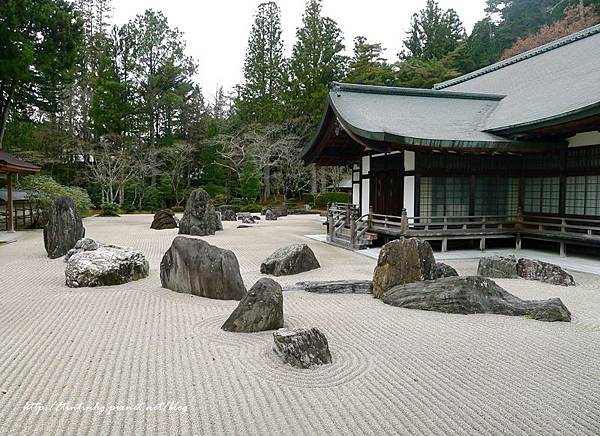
[178,188,218,236]
[372,238,436,298]
[292,280,373,294]
[433,262,459,279]
[265,209,277,221]
[65,242,149,288]
[260,243,320,276]
[150,209,179,230]
[65,237,100,261]
[160,236,246,300]
[517,258,575,286]
[221,278,284,332]
[219,205,237,221]
[43,196,85,259]
[272,327,332,368]
[477,255,518,278]
[382,276,571,322]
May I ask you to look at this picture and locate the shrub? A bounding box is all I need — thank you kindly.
[121,203,138,214]
[242,203,262,213]
[172,206,184,213]
[142,186,165,211]
[99,202,120,217]
[202,183,229,198]
[302,192,350,209]
[16,175,93,217]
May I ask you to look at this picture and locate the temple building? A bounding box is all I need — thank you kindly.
[303,24,600,253]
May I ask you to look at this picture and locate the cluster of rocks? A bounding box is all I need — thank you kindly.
[477,255,575,286]
[150,209,179,230]
[219,205,237,221]
[178,188,222,236]
[368,238,571,322]
[261,207,287,218]
[44,196,86,259]
[65,238,149,288]
[237,213,261,225]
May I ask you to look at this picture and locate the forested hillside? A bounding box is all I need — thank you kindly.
[1,0,598,213]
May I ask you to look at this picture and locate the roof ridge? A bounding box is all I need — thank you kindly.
[434,23,600,89]
[332,82,505,101]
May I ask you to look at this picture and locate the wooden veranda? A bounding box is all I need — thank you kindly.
[327,203,600,256]
[0,150,40,233]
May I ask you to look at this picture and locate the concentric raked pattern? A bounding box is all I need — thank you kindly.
[0,215,599,435]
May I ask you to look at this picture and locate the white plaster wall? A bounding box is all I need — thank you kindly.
[403,176,415,217]
[352,183,360,205]
[404,151,415,171]
[567,131,600,147]
[361,179,370,216]
[361,155,370,175]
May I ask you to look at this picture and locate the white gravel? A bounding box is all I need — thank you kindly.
[0,214,599,435]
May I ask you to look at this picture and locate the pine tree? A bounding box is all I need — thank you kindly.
[237,2,286,124]
[288,0,346,126]
[346,36,395,86]
[401,0,466,61]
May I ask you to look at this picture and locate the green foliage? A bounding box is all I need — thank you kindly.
[394,57,462,89]
[236,2,286,124]
[454,18,502,73]
[242,203,263,213]
[202,183,229,199]
[142,186,166,211]
[238,158,261,201]
[16,175,92,216]
[401,0,465,61]
[99,202,120,216]
[288,0,347,125]
[346,36,396,86]
[303,192,350,209]
[0,0,84,148]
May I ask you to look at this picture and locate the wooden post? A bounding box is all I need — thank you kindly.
[6,173,14,232]
[560,242,566,257]
[350,216,356,249]
[516,234,522,250]
[368,205,373,229]
[327,210,334,242]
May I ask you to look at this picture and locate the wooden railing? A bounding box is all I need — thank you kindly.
[0,203,41,231]
[326,204,600,256]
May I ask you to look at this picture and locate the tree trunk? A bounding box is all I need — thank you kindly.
[311,164,317,193]
[263,165,271,202]
[0,80,17,150]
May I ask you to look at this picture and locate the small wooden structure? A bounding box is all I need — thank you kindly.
[0,150,40,232]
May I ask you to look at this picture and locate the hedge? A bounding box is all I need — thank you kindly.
[302,192,350,209]
[16,175,93,217]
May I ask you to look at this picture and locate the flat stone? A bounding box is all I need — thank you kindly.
[272,327,332,368]
[517,258,575,286]
[382,275,571,322]
[65,243,149,288]
[221,278,284,332]
[477,255,518,278]
[372,238,436,298]
[261,243,320,276]
[293,280,373,294]
[160,236,246,300]
[44,196,85,259]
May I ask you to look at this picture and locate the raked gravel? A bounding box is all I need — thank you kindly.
[0,214,599,435]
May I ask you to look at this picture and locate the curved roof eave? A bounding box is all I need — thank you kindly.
[328,96,564,154]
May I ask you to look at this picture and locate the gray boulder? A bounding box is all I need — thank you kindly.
[151,209,179,230]
[517,258,575,286]
[260,243,320,276]
[221,278,284,332]
[273,327,332,368]
[477,255,518,278]
[219,205,237,221]
[215,212,223,231]
[160,236,246,300]
[382,275,571,322]
[65,243,149,288]
[265,209,277,221]
[372,238,436,298]
[43,196,85,259]
[179,188,218,236]
[292,280,373,294]
[433,262,459,279]
[65,237,100,261]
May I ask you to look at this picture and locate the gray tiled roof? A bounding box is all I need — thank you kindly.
[436,24,600,132]
[321,83,558,152]
[0,189,32,203]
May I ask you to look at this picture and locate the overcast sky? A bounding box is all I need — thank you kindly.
[112,0,487,103]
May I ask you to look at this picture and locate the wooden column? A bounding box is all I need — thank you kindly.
[7,173,14,232]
